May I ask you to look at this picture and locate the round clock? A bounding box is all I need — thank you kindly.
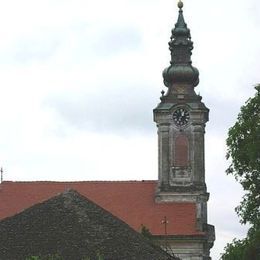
[173,108,190,126]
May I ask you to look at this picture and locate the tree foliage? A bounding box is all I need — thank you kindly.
[222,85,260,259]
[226,84,260,226]
[221,227,260,260]
[140,224,153,240]
[221,238,248,260]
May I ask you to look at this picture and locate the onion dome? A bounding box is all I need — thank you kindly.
[163,0,199,89]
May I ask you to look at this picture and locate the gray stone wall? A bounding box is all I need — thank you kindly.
[154,236,213,260]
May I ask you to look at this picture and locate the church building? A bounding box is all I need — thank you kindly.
[0,1,215,259]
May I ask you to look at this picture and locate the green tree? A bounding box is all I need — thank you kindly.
[140,224,153,240]
[221,227,260,260]
[221,238,248,260]
[222,84,260,259]
[226,84,260,226]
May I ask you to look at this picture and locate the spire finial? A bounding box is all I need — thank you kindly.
[162,0,199,93]
[178,0,183,9]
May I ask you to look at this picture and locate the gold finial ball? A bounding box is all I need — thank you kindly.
[178,0,183,9]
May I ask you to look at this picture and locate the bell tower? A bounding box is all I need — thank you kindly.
[154,0,209,207]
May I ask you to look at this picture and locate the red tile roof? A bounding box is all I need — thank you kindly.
[0,181,203,236]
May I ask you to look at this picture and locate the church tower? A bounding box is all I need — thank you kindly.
[154,0,211,237]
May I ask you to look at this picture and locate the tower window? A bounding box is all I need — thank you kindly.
[174,135,189,167]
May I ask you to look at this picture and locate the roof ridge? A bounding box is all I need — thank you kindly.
[2,180,157,184]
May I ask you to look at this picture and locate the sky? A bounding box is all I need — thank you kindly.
[0,0,259,258]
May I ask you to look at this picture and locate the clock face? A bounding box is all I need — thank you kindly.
[173,108,190,126]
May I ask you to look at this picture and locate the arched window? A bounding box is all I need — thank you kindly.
[174,135,189,167]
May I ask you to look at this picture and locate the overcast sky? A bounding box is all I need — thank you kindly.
[0,0,259,258]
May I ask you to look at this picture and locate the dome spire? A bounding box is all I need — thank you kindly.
[162,0,199,97]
